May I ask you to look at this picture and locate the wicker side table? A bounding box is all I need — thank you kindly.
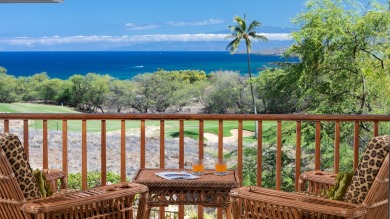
[133,169,240,218]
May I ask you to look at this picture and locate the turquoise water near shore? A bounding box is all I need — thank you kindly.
[0,51,293,79]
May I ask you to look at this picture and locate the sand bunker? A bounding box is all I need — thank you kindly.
[204,129,254,143]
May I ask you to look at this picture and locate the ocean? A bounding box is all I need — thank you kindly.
[0,51,291,80]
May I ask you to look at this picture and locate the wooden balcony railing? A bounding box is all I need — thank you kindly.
[1,113,390,218]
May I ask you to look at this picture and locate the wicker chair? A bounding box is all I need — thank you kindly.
[0,133,148,219]
[230,135,389,219]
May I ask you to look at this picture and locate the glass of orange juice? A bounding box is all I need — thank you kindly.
[214,159,227,176]
[192,159,204,175]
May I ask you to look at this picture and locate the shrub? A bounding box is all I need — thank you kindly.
[67,171,124,190]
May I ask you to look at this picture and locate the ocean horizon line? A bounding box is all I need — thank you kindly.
[0,51,294,80]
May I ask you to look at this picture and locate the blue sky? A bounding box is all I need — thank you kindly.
[0,0,381,51]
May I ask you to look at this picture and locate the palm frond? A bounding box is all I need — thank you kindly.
[226,38,241,54]
[248,20,261,32]
[234,15,246,32]
[225,33,238,39]
[248,32,268,41]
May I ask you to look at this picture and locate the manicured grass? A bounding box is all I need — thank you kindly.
[0,103,77,113]
[168,120,275,139]
[0,103,276,141]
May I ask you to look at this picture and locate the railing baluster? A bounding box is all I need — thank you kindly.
[238,120,243,186]
[374,121,379,136]
[257,120,263,187]
[276,121,282,191]
[218,120,223,159]
[121,120,126,181]
[334,121,340,174]
[82,120,87,190]
[4,119,9,133]
[23,120,29,159]
[199,120,204,160]
[179,120,184,169]
[198,120,204,219]
[315,121,321,170]
[160,120,165,168]
[295,121,301,191]
[101,120,106,186]
[178,112,185,219]
[159,120,166,219]
[140,120,145,168]
[354,121,359,170]
[62,120,68,176]
[43,120,48,169]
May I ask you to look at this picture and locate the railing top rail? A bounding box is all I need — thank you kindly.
[1,113,390,121]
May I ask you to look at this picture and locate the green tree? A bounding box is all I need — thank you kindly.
[226,14,268,115]
[19,73,49,102]
[106,79,135,113]
[285,0,390,115]
[83,73,111,113]
[41,79,66,104]
[199,71,251,113]
[131,72,198,113]
[68,74,89,109]
[0,66,7,74]
[0,74,20,103]
[255,68,298,113]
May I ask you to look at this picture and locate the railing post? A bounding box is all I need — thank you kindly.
[295,121,301,191]
[140,120,145,168]
[334,121,340,174]
[353,121,360,170]
[315,121,321,170]
[101,120,106,186]
[4,119,9,133]
[276,121,282,191]
[43,120,48,169]
[218,120,223,160]
[23,120,29,159]
[238,120,243,186]
[82,120,87,190]
[62,120,68,177]
[374,121,379,136]
[179,120,184,169]
[257,120,262,187]
[121,120,126,181]
[160,120,165,168]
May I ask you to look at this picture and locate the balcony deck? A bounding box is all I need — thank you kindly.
[1,113,389,218]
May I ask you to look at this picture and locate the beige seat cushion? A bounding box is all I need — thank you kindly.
[344,135,390,204]
[0,133,41,200]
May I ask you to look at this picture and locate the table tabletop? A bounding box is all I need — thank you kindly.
[133,169,240,189]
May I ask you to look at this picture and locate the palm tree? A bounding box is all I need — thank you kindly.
[226,14,268,115]
[226,15,267,138]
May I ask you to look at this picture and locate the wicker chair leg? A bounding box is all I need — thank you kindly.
[136,192,148,219]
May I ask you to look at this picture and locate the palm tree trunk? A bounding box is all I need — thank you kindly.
[246,46,258,139]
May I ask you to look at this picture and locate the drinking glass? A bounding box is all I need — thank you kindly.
[214,159,227,175]
[192,159,204,175]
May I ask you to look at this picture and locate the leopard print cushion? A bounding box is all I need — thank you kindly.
[0,133,41,200]
[344,135,390,204]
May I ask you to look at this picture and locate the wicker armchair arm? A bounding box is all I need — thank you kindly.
[42,169,68,191]
[298,170,337,197]
[230,186,366,218]
[21,183,148,216]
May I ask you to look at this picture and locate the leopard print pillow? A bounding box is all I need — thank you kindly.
[344,135,390,204]
[0,133,41,200]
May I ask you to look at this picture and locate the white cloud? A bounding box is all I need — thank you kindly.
[0,33,292,47]
[260,33,293,41]
[166,19,224,26]
[125,22,160,31]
